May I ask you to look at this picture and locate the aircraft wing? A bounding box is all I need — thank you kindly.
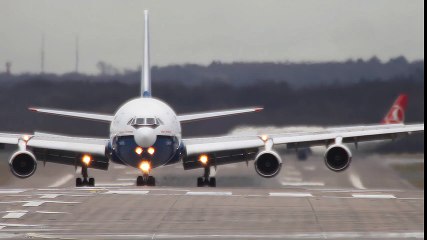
[0,132,109,170]
[29,108,114,123]
[178,107,263,123]
[183,123,424,168]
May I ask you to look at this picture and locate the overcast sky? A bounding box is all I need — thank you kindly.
[0,0,424,74]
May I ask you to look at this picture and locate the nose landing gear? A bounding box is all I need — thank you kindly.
[136,174,156,186]
[76,166,95,187]
[197,166,216,187]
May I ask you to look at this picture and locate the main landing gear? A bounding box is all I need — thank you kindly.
[136,174,156,186]
[76,166,95,187]
[197,166,216,187]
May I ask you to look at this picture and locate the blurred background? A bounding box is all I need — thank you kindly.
[0,0,424,154]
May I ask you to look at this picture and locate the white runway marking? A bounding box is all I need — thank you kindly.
[35,211,70,214]
[105,190,149,195]
[2,212,27,219]
[113,165,126,169]
[303,165,316,171]
[281,181,325,186]
[0,190,26,194]
[29,232,424,239]
[281,177,303,182]
[349,172,366,190]
[96,183,134,187]
[49,174,74,188]
[269,192,313,198]
[39,194,62,199]
[23,201,44,207]
[116,178,136,181]
[186,192,232,196]
[352,194,397,199]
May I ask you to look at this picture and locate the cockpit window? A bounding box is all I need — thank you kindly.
[128,117,162,128]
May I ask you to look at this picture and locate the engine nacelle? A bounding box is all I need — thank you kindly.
[9,151,37,178]
[254,151,282,178]
[324,144,352,172]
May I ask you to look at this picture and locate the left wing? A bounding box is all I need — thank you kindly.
[0,132,109,170]
[29,108,114,123]
[183,123,424,168]
[178,107,263,123]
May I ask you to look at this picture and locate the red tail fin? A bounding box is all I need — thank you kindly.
[382,94,408,124]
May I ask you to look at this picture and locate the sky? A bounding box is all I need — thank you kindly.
[0,0,424,74]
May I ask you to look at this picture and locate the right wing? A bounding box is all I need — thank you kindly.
[0,132,109,170]
[29,108,114,123]
[178,107,263,123]
[182,123,424,169]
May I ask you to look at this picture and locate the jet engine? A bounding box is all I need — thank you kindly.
[324,144,352,172]
[9,151,37,178]
[254,151,282,178]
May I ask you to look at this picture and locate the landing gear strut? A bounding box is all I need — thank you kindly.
[197,166,216,187]
[76,166,95,187]
[136,174,156,186]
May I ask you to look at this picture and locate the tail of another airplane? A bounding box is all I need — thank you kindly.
[141,10,151,98]
[381,94,408,124]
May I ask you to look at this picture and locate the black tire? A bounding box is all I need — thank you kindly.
[197,177,204,187]
[209,177,216,187]
[76,178,83,187]
[147,176,156,186]
[136,176,145,186]
[88,178,95,187]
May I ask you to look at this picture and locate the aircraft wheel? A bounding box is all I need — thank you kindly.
[76,178,83,187]
[88,178,95,187]
[209,177,216,187]
[197,177,204,187]
[147,176,156,186]
[136,176,145,186]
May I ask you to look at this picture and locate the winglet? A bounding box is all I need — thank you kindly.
[382,94,408,124]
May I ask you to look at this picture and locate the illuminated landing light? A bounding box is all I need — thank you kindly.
[22,135,31,142]
[135,147,143,155]
[199,155,209,165]
[147,147,155,155]
[261,135,269,142]
[139,161,151,174]
[82,155,92,166]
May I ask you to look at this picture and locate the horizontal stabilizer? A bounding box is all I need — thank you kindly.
[29,108,113,123]
[178,107,263,123]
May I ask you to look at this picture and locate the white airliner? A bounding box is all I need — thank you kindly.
[0,11,424,187]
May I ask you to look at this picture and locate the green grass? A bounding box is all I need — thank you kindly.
[393,163,424,189]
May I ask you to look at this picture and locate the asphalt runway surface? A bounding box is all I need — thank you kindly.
[0,151,424,239]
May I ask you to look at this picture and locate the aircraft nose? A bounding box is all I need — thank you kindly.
[134,127,157,148]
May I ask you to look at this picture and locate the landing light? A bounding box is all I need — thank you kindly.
[135,147,143,155]
[147,147,155,155]
[139,161,151,173]
[82,155,92,166]
[199,155,209,165]
[22,135,30,142]
[261,135,269,142]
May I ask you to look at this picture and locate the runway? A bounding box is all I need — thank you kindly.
[0,151,424,239]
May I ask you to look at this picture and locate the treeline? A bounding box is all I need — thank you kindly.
[0,75,424,153]
[0,56,423,88]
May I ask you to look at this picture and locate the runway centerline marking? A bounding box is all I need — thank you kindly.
[49,174,74,188]
[105,190,149,195]
[186,192,232,196]
[349,172,366,190]
[269,192,313,197]
[39,194,62,199]
[352,194,396,199]
[281,182,325,186]
[0,190,26,194]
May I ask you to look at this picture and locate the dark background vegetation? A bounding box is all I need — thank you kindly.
[0,57,424,153]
